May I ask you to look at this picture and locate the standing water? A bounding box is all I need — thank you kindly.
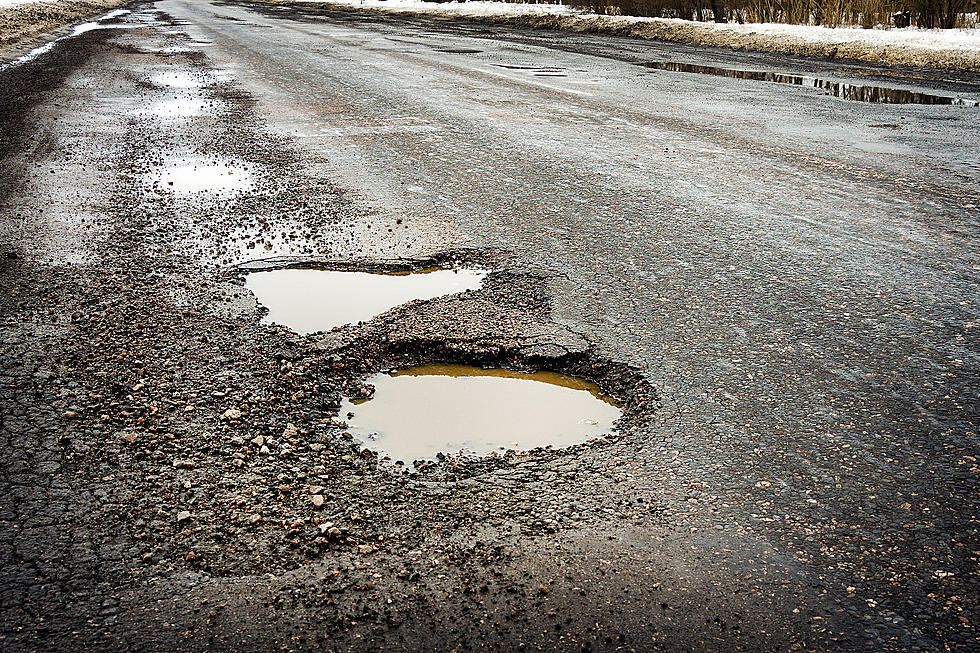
[245,268,487,334]
[340,364,622,462]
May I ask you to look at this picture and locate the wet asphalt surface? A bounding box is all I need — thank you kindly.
[1,1,979,651]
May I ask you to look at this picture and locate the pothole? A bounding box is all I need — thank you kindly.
[153,159,254,194]
[339,364,622,464]
[148,97,208,118]
[151,70,204,88]
[244,267,487,334]
[640,60,980,105]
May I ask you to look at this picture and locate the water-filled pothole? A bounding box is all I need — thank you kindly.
[340,364,622,463]
[640,61,979,105]
[149,97,208,118]
[245,267,487,334]
[151,70,203,88]
[154,160,253,194]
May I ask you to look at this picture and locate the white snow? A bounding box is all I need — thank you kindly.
[303,0,578,17]
[306,0,980,53]
[628,16,980,53]
[0,8,131,72]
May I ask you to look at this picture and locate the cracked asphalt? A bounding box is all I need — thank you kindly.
[1,1,978,651]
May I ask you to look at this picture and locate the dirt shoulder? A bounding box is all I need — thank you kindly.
[259,0,980,72]
[0,0,131,61]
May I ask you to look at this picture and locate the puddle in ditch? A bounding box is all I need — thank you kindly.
[154,159,253,194]
[640,61,979,105]
[340,364,622,463]
[245,267,487,334]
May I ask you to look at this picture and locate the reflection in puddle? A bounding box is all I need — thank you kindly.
[156,160,253,194]
[341,364,622,462]
[641,61,979,105]
[245,268,487,334]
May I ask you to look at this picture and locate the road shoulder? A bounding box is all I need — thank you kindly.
[0,0,131,64]
[255,0,980,72]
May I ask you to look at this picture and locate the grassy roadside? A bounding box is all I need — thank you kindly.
[0,0,131,60]
[257,0,980,72]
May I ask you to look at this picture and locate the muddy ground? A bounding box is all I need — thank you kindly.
[1,2,978,652]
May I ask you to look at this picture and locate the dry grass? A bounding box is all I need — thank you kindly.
[0,0,128,54]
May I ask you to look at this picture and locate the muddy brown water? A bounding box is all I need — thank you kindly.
[245,267,487,334]
[340,364,622,462]
[640,61,979,105]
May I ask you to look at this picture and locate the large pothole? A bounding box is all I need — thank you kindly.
[339,363,622,464]
[244,265,487,334]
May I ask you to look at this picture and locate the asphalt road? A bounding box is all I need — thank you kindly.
[1,1,978,651]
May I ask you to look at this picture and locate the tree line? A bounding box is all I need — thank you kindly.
[568,0,976,28]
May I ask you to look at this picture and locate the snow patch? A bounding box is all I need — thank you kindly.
[304,0,578,17]
[304,0,980,54]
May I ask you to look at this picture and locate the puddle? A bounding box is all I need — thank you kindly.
[640,61,979,105]
[151,70,203,88]
[340,364,622,462]
[149,97,208,118]
[155,160,253,194]
[495,64,567,77]
[245,267,487,334]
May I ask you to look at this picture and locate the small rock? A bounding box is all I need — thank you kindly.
[221,407,242,421]
[251,435,265,447]
[358,544,376,555]
[282,423,298,439]
[312,494,324,508]
[177,511,192,523]
[64,411,76,418]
